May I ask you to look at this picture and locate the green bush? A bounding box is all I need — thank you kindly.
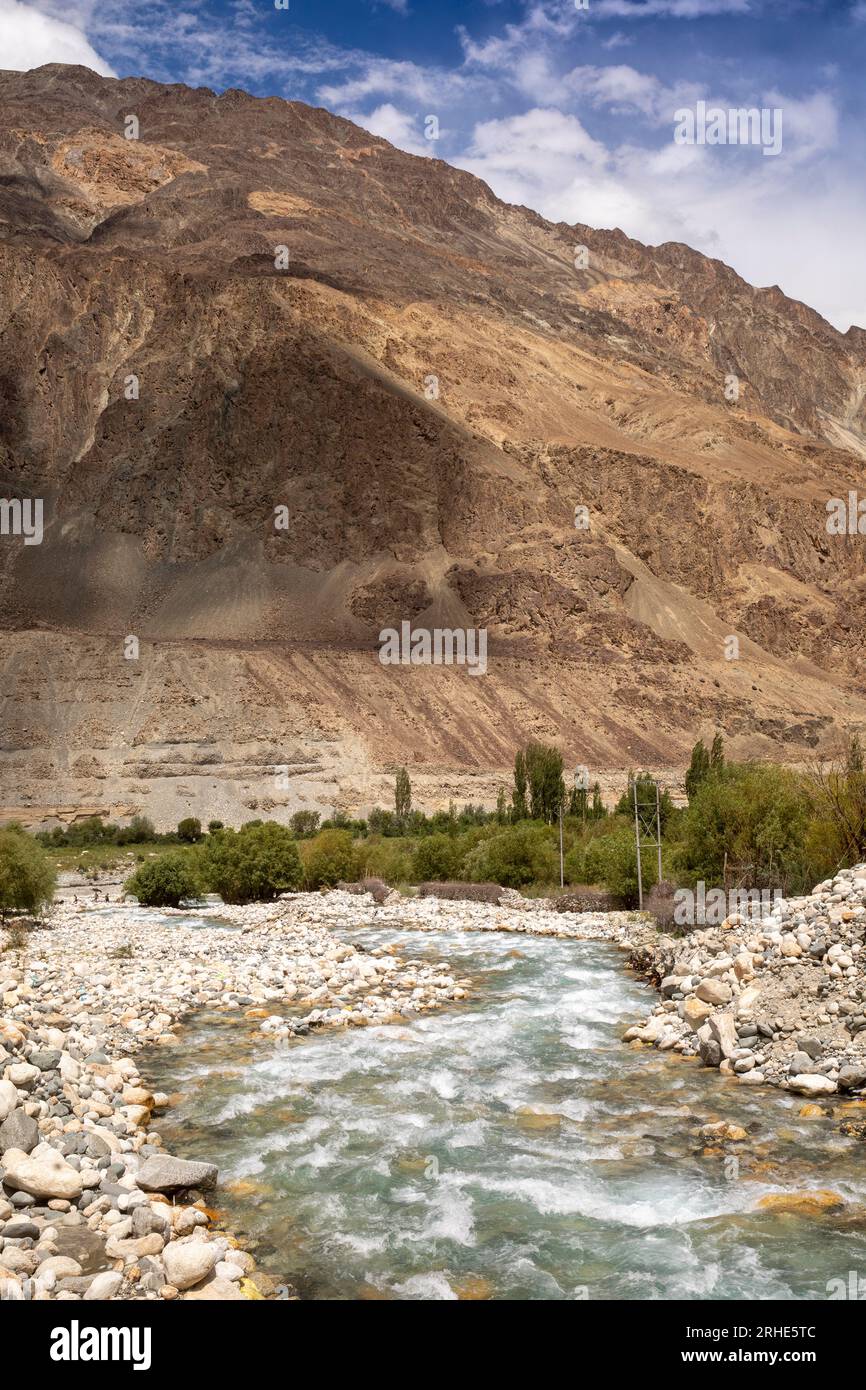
[463,824,557,888]
[675,763,810,892]
[302,829,360,889]
[177,817,203,843]
[359,838,414,884]
[115,815,157,846]
[412,833,462,882]
[290,810,320,838]
[125,853,201,909]
[0,829,57,919]
[201,822,304,903]
[581,827,654,907]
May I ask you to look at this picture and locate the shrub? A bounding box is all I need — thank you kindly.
[125,853,201,909]
[0,829,57,919]
[675,763,810,892]
[202,822,304,903]
[177,817,203,843]
[359,838,413,884]
[581,828,655,907]
[412,833,461,883]
[290,810,320,839]
[302,829,360,890]
[115,815,156,846]
[207,821,224,834]
[464,825,557,888]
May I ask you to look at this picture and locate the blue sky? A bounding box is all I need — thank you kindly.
[2,0,865,330]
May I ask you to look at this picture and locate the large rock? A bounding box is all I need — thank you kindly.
[4,1063,39,1090]
[707,1012,738,1059]
[695,978,732,1006]
[136,1154,218,1193]
[682,997,713,1031]
[0,1080,18,1123]
[1,1146,84,1200]
[0,1108,39,1155]
[758,1189,844,1216]
[84,1271,124,1300]
[838,1064,866,1091]
[788,1073,837,1096]
[697,1025,722,1068]
[163,1240,218,1290]
[183,1274,247,1301]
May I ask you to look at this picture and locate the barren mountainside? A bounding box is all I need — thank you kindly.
[1,63,866,828]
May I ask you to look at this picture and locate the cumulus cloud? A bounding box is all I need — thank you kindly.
[0,0,115,74]
[452,93,864,331]
[347,102,431,155]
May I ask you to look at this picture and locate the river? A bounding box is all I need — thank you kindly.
[147,915,866,1300]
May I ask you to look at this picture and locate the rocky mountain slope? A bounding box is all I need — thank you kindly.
[1,64,865,828]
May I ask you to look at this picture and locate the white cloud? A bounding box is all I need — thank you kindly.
[317,57,481,109]
[348,102,431,155]
[453,96,865,331]
[0,0,114,74]
[592,0,751,15]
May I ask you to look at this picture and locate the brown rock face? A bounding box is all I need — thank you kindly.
[1,64,866,826]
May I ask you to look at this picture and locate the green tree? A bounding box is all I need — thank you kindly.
[395,767,412,820]
[685,739,711,801]
[125,853,201,909]
[202,822,304,903]
[464,824,557,888]
[521,742,565,823]
[710,732,725,771]
[290,810,320,838]
[589,783,606,821]
[512,749,529,821]
[495,788,508,825]
[177,817,202,843]
[303,829,360,889]
[581,828,655,907]
[804,735,866,872]
[615,772,675,832]
[0,829,56,919]
[412,833,462,882]
[676,763,810,892]
[116,815,156,846]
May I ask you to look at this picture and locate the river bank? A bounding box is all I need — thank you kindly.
[0,893,478,1300]
[3,890,632,1301]
[624,865,866,1105]
[4,881,864,1301]
[150,913,866,1300]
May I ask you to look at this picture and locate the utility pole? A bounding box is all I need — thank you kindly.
[633,774,663,911]
[633,778,643,911]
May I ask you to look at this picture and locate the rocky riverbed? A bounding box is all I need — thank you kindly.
[7,872,863,1303]
[1,889,639,1302]
[0,892,485,1301]
[625,865,866,1106]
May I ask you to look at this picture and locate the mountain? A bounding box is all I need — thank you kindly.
[1,63,865,828]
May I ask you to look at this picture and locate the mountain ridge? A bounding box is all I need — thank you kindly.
[1,63,864,829]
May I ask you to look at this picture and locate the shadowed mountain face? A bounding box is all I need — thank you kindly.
[1,64,865,828]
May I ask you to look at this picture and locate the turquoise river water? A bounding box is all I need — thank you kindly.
[147,915,866,1300]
